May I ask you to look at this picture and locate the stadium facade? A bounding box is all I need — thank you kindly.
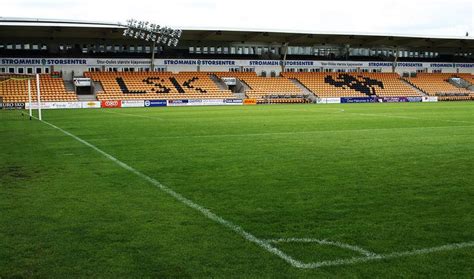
[1,18,473,77]
[0,17,473,106]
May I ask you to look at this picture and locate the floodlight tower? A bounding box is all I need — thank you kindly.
[122,19,182,71]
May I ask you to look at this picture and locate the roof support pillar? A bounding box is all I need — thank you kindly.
[392,47,399,73]
[281,42,289,74]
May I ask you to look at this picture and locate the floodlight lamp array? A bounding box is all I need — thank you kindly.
[122,19,182,47]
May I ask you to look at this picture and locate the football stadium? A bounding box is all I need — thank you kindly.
[1,9,473,278]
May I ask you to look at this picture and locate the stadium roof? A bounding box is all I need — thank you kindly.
[1,17,473,52]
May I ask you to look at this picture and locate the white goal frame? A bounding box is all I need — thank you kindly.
[26,74,42,120]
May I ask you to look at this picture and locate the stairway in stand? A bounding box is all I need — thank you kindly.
[290,78,317,102]
[77,94,97,101]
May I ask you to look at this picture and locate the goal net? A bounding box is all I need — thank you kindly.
[0,74,43,121]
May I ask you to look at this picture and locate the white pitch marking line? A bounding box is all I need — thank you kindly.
[266,238,378,257]
[300,241,474,269]
[35,117,306,269]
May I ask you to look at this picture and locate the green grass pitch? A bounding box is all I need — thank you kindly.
[1,102,473,277]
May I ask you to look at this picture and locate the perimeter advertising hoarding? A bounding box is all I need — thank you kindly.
[144,100,167,107]
[167,100,189,107]
[380,97,409,103]
[243,99,257,105]
[340,97,377,103]
[167,99,242,107]
[81,101,101,109]
[201,99,227,106]
[101,100,122,108]
[25,102,82,109]
[2,102,25,109]
[422,97,439,102]
[122,100,145,108]
[225,99,244,105]
[407,97,423,102]
[316,98,341,104]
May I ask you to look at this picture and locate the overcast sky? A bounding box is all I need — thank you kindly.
[3,0,474,37]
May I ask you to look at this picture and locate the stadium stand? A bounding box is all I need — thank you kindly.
[85,72,235,100]
[1,71,472,104]
[453,73,474,101]
[282,72,422,98]
[363,73,422,97]
[283,72,370,98]
[0,74,77,102]
[404,73,474,101]
[213,72,307,103]
[0,18,472,105]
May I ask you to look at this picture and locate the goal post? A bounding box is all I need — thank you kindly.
[27,79,32,120]
[35,74,42,121]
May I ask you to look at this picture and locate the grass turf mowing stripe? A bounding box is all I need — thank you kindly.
[101,109,165,120]
[345,111,474,124]
[83,125,474,142]
[35,117,306,269]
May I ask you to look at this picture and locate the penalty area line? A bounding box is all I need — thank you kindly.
[299,241,474,269]
[266,238,378,257]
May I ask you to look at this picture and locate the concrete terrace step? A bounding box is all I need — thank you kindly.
[209,74,229,90]
[76,95,97,101]
[290,78,317,102]
[63,80,75,92]
[94,81,104,92]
